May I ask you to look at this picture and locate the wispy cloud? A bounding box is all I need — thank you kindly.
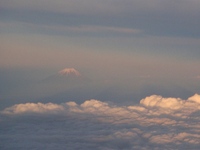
[66,25,142,34]
[1,0,200,37]
[37,24,142,35]
[0,21,141,36]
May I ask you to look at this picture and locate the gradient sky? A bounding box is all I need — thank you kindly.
[1,1,200,149]
[1,0,200,105]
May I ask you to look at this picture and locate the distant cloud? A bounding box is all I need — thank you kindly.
[1,21,141,36]
[2,102,64,115]
[37,24,142,35]
[1,94,200,149]
[66,25,142,34]
[1,0,200,38]
[2,0,200,15]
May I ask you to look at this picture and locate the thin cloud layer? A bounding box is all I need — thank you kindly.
[1,94,200,149]
[1,0,200,15]
[1,0,200,37]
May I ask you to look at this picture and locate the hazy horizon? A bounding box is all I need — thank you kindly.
[1,0,200,149]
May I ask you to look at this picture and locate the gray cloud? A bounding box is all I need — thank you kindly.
[1,94,200,149]
[1,0,200,38]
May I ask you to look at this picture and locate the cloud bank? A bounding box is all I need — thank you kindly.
[1,94,200,149]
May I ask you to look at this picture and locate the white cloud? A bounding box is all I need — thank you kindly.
[1,94,200,149]
[188,94,200,104]
[2,102,64,115]
[2,94,200,120]
[140,95,184,109]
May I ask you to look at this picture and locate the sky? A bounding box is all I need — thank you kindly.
[0,0,200,149]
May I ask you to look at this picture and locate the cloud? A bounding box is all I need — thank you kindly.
[3,94,200,117]
[2,102,64,115]
[188,94,200,104]
[1,0,200,38]
[1,94,200,149]
[39,24,142,36]
[3,21,141,35]
[2,0,200,15]
[65,25,141,34]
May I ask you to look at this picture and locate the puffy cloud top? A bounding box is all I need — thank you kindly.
[2,94,200,118]
[1,94,200,149]
[188,94,200,104]
[1,94,200,115]
[2,102,64,115]
[140,95,184,109]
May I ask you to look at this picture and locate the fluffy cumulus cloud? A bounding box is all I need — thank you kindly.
[1,94,200,149]
[2,102,64,115]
